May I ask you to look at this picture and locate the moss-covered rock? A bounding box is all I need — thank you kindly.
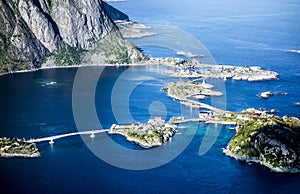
[224,116,300,173]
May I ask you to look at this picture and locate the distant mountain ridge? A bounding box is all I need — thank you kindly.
[0,0,142,72]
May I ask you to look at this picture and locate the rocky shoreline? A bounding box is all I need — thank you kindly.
[162,58,278,81]
[116,20,157,39]
[0,137,40,158]
[223,115,300,173]
[166,80,223,101]
[108,118,177,148]
[0,55,279,83]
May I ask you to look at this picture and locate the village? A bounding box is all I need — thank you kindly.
[159,57,278,81]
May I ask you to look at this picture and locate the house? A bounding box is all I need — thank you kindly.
[199,111,212,119]
[250,113,261,117]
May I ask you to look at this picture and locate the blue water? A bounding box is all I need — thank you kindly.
[1,0,300,193]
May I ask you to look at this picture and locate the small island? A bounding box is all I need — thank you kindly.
[109,117,177,148]
[0,137,40,158]
[166,80,223,100]
[161,57,278,81]
[223,113,300,173]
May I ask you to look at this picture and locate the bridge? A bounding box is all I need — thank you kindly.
[26,129,109,144]
[181,99,226,114]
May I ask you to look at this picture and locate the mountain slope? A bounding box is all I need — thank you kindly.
[0,0,144,73]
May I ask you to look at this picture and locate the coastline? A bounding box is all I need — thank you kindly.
[0,152,40,158]
[223,147,299,173]
[0,61,160,77]
[108,118,177,148]
[0,57,279,82]
[0,138,41,158]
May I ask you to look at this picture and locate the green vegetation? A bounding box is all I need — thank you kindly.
[227,115,300,172]
[55,46,84,66]
[91,31,146,64]
[109,118,177,148]
[229,118,262,156]
[49,0,55,12]
[127,131,162,145]
[115,50,129,64]
[0,33,31,72]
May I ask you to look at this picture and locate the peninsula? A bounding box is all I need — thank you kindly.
[223,114,300,173]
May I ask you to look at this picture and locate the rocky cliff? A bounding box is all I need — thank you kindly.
[0,0,144,72]
[103,1,129,21]
[223,115,300,173]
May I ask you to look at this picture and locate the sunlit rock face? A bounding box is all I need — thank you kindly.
[0,0,114,69]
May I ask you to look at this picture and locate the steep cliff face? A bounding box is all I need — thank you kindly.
[0,0,49,70]
[0,0,141,72]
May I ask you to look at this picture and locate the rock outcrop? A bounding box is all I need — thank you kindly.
[0,0,50,70]
[103,1,129,21]
[223,115,300,173]
[0,0,144,72]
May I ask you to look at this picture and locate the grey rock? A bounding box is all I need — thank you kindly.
[50,0,114,50]
[0,0,133,71]
[224,116,300,173]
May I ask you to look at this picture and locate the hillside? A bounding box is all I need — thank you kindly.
[0,0,144,73]
[223,115,300,173]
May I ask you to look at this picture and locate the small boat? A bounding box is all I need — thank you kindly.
[46,81,57,85]
[288,49,300,54]
[42,81,58,87]
[257,91,274,99]
[295,102,300,107]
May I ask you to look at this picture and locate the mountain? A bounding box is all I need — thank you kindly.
[0,0,144,73]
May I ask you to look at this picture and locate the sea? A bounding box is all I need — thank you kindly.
[0,0,300,193]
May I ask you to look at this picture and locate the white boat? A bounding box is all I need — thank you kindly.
[257,91,274,99]
[46,81,57,85]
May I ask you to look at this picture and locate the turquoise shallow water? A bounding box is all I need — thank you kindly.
[1,0,300,193]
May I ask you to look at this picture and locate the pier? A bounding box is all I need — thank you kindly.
[26,129,109,144]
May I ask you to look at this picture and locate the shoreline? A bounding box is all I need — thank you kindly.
[108,118,177,148]
[0,152,40,158]
[0,61,160,77]
[222,147,299,173]
[0,57,279,83]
